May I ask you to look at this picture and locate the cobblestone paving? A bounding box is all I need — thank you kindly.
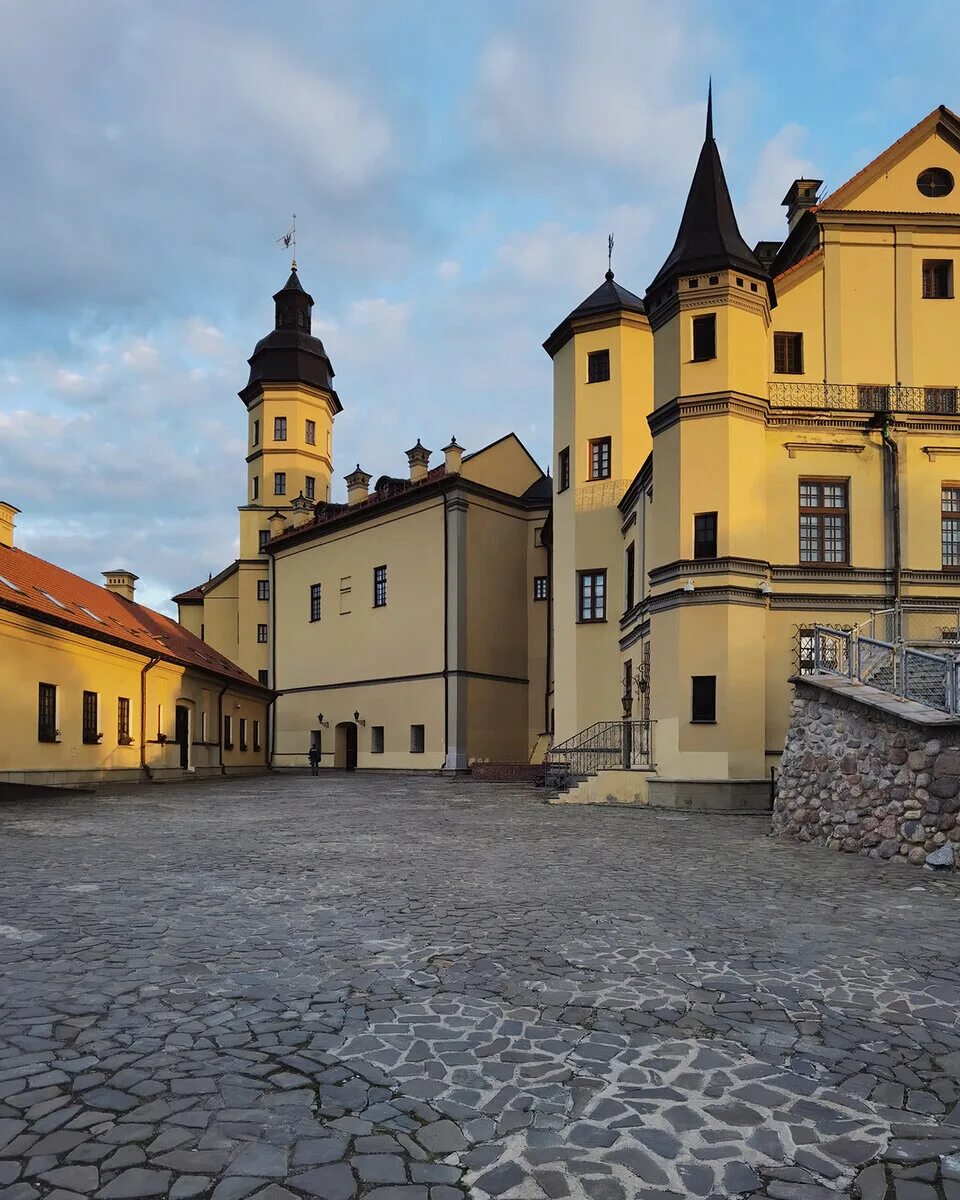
[1,774,959,1200]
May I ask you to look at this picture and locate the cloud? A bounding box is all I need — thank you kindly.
[742,124,817,240]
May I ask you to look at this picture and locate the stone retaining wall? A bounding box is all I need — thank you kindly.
[773,678,960,868]
[470,761,543,783]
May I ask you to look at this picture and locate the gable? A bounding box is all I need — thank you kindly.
[822,106,960,213]
[460,433,544,497]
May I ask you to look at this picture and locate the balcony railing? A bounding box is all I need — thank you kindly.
[768,382,959,414]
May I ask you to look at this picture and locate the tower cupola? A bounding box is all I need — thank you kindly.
[274,265,314,333]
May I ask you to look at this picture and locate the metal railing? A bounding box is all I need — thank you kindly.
[810,625,960,714]
[544,719,651,788]
[859,606,960,646]
[769,381,959,414]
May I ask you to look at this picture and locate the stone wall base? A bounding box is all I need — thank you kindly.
[0,765,270,795]
[647,778,772,813]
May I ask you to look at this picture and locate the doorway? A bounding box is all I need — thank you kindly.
[334,721,358,771]
[175,705,190,769]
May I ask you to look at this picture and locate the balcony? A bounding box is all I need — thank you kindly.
[768,382,959,415]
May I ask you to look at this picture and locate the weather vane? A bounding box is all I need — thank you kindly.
[608,233,614,274]
[277,214,297,269]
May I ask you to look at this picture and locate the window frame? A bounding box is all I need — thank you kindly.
[239,717,248,752]
[577,569,607,624]
[371,725,385,754]
[691,675,717,724]
[587,348,611,384]
[258,529,270,552]
[305,418,316,445]
[588,436,612,481]
[773,331,804,375]
[223,714,233,751]
[252,474,259,501]
[305,475,316,500]
[309,583,322,622]
[257,623,268,644]
[798,478,850,566]
[693,512,718,560]
[942,484,960,570]
[274,415,287,441]
[117,696,131,743]
[557,446,570,493]
[253,720,261,752]
[38,682,57,743]
[252,418,260,446]
[624,542,636,611]
[922,259,953,299]
[274,471,286,496]
[82,690,99,744]
[258,669,269,686]
[410,724,425,754]
[692,313,717,362]
[533,575,549,602]
[373,565,388,609]
[257,580,270,601]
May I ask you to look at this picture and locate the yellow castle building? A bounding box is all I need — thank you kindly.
[547,98,960,808]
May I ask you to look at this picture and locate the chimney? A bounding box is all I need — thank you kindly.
[442,436,464,475]
[268,510,287,540]
[406,439,432,483]
[345,464,372,506]
[289,491,314,528]
[782,179,823,232]
[0,501,20,549]
[103,570,138,602]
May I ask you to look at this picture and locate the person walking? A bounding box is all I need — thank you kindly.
[308,743,320,776]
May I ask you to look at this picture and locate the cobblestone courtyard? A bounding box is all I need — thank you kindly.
[1,774,959,1200]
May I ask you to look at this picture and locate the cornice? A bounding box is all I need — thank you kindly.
[769,593,892,610]
[783,441,866,458]
[647,283,768,333]
[648,585,766,613]
[649,391,768,437]
[649,556,768,586]
[771,564,889,584]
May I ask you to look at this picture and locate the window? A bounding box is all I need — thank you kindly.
[305,419,316,445]
[274,472,286,496]
[223,715,233,750]
[774,331,803,374]
[694,512,718,560]
[577,570,607,623]
[410,724,425,753]
[38,683,57,742]
[258,669,269,686]
[340,576,352,615]
[252,418,260,446]
[259,529,270,552]
[589,437,611,481]
[557,447,570,493]
[274,416,287,441]
[257,623,268,643]
[926,387,958,415]
[253,720,261,752]
[305,475,316,500]
[310,583,322,622]
[200,710,208,742]
[239,718,248,752]
[623,659,633,702]
[257,580,270,600]
[857,385,890,412]
[118,697,131,743]
[533,575,549,601]
[252,475,259,501]
[799,479,849,564]
[625,542,636,611]
[691,676,717,723]
[371,726,384,754]
[82,691,99,744]
[374,565,387,608]
[922,260,953,299]
[157,704,164,739]
[918,168,954,198]
[587,349,610,383]
[943,487,960,567]
[692,314,716,361]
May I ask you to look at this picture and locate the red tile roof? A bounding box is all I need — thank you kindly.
[0,544,267,692]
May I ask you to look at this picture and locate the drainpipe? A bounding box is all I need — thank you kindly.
[881,415,902,627]
[140,655,161,779]
[217,685,229,775]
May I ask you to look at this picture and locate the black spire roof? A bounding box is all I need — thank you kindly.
[647,86,765,296]
[239,265,342,409]
[543,270,646,357]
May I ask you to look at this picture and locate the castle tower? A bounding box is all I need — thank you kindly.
[643,87,774,800]
[234,265,343,677]
[544,266,654,741]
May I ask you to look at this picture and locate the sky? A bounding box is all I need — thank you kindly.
[2,0,959,613]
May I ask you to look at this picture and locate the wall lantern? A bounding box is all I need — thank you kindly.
[353,710,366,727]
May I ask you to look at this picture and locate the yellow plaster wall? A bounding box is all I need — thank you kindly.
[461,435,542,496]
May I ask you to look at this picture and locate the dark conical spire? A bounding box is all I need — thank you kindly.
[647,84,765,296]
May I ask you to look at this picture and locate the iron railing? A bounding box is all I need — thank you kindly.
[809,625,960,714]
[768,381,959,414]
[544,719,651,789]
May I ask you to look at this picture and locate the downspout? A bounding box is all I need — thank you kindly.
[544,535,553,735]
[881,416,902,614]
[217,684,229,775]
[139,655,161,779]
[268,545,276,769]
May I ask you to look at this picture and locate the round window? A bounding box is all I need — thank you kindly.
[917,167,954,197]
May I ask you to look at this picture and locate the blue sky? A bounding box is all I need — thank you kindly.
[2,0,958,611]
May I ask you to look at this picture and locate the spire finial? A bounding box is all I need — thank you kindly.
[706,78,713,141]
[606,233,614,280]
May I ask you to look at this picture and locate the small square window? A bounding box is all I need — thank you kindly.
[257,580,269,600]
[587,349,610,383]
[691,676,716,723]
[687,278,699,288]
[257,623,268,644]
[923,259,953,299]
[371,726,384,754]
[410,724,425,754]
[533,575,549,601]
[774,332,803,375]
[708,275,719,285]
[692,314,716,361]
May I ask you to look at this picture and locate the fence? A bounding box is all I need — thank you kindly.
[859,606,960,646]
[811,625,960,714]
[544,719,652,788]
